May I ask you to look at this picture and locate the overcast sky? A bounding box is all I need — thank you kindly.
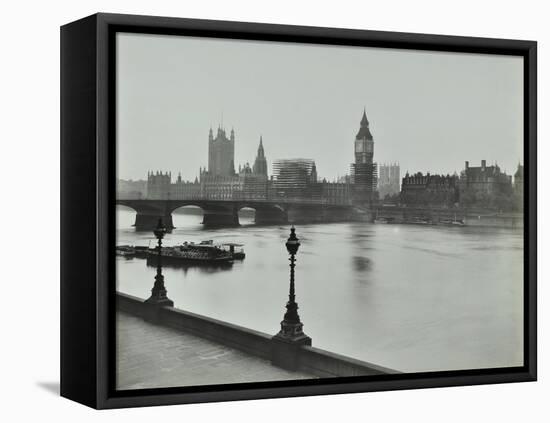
[117,32,523,182]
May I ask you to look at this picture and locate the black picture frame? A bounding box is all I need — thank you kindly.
[60,12,537,409]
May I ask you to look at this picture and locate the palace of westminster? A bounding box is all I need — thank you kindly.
[118,109,524,211]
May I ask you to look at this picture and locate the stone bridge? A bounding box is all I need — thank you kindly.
[116,198,358,230]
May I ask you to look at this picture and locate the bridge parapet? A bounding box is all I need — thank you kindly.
[118,193,353,206]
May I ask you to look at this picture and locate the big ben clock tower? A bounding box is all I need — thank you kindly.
[355,108,374,165]
[353,109,375,204]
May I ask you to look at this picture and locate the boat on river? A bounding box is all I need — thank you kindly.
[438,217,465,226]
[115,245,136,257]
[118,239,245,264]
[133,245,153,258]
[147,241,234,265]
[116,244,154,258]
[196,240,246,260]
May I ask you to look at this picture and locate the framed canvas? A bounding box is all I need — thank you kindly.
[60,13,537,409]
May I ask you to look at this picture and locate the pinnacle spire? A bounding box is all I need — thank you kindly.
[253,135,267,177]
[257,135,265,158]
[356,108,373,140]
[360,107,369,126]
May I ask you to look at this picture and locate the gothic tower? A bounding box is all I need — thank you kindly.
[352,108,375,203]
[252,136,268,178]
[208,125,235,177]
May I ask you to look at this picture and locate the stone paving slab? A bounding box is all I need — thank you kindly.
[116,311,316,390]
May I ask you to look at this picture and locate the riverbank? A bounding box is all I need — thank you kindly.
[373,206,523,229]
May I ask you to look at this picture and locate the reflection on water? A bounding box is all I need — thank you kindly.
[116,208,524,373]
[145,256,234,274]
[352,256,372,272]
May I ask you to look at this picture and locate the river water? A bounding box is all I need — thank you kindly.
[116,207,523,373]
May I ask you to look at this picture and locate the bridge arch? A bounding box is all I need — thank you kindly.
[116,199,177,231]
[171,205,204,228]
[116,204,138,230]
[237,207,256,226]
[237,203,288,225]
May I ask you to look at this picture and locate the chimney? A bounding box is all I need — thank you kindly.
[481,160,486,170]
[465,161,469,169]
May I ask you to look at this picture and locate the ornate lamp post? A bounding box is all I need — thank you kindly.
[145,219,174,307]
[273,226,311,345]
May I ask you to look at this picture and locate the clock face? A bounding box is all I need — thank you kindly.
[355,141,364,153]
[366,142,373,153]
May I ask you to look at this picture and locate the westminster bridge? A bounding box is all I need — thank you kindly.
[116,195,524,230]
[116,196,362,230]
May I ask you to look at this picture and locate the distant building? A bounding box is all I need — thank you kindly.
[320,181,351,205]
[119,123,353,205]
[136,133,273,201]
[378,163,400,200]
[400,172,459,207]
[200,169,243,200]
[336,174,352,184]
[271,159,319,199]
[146,171,172,199]
[509,163,525,212]
[351,109,376,204]
[234,138,270,200]
[145,171,201,200]
[270,158,350,204]
[200,125,245,199]
[458,160,512,208]
[514,163,524,197]
[252,136,268,177]
[117,179,147,199]
[207,126,235,177]
[172,173,201,199]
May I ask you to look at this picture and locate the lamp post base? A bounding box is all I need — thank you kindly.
[271,332,312,371]
[146,272,173,307]
[142,296,173,322]
[275,319,310,341]
[144,297,174,307]
[271,321,312,371]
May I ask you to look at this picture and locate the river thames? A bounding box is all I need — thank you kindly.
[116,207,523,373]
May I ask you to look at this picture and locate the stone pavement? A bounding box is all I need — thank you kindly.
[116,311,316,390]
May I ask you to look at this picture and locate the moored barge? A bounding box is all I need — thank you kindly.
[148,242,234,265]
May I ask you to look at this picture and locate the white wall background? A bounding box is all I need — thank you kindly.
[1,0,546,421]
